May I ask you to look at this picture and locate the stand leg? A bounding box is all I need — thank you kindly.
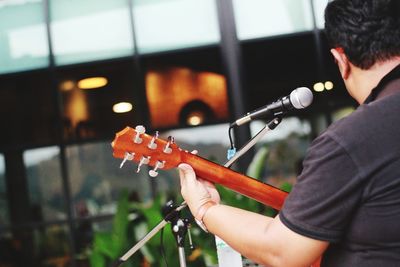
[111,219,168,267]
[178,247,187,267]
[111,202,187,267]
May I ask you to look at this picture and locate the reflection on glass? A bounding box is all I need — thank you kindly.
[66,141,152,218]
[23,147,66,221]
[233,0,313,40]
[146,67,229,128]
[313,0,329,29]
[38,225,72,266]
[250,118,312,187]
[332,106,355,122]
[157,124,230,194]
[0,0,49,74]
[250,118,311,143]
[0,225,71,266]
[50,0,134,65]
[133,0,220,53]
[0,154,7,226]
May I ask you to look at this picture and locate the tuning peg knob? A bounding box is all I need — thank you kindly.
[120,152,135,168]
[148,131,159,150]
[148,160,165,177]
[163,136,174,154]
[133,125,146,144]
[136,155,150,173]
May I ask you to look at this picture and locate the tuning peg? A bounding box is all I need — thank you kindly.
[133,125,146,144]
[163,136,174,154]
[120,152,135,168]
[136,155,150,173]
[148,160,165,177]
[148,131,159,150]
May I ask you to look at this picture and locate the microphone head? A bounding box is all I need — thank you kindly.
[290,87,313,109]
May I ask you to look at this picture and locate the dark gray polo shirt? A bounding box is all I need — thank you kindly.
[280,64,400,266]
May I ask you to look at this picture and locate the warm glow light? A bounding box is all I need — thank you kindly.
[325,81,334,90]
[65,89,89,128]
[145,67,228,128]
[186,111,205,126]
[313,82,325,92]
[78,77,108,89]
[188,116,202,126]
[113,102,133,113]
[60,80,75,91]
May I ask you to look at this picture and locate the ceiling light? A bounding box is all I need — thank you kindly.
[313,82,325,92]
[325,81,334,90]
[113,102,133,113]
[78,77,108,89]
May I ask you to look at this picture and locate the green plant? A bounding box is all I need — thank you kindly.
[89,192,211,267]
[89,190,140,267]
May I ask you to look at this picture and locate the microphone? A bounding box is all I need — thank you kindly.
[233,87,313,126]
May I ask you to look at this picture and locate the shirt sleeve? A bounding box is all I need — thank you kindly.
[279,132,363,243]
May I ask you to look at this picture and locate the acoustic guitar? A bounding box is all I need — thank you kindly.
[112,125,321,267]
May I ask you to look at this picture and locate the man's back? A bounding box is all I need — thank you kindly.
[322,76,400,266]
[280,67,400,266]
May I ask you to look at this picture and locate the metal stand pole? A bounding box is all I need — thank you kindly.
[163,200,194,267]
[178,247,187,267]
[110,201,188,267]
[225,117,282,168]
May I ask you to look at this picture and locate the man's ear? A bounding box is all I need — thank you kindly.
[330,48,350,79]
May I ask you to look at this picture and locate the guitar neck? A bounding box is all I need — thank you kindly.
[181,152,288,210]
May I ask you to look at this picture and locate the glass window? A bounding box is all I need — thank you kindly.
[233,0,313,40]
[23,146,66,221]
[250,118,311,144]
[133,0,220,54]
[0,154,7,226]
[57,60,142,142]
[313,0,329,29]
[36,225,72,266]
[146,66,229,128]
[50,0,134,65]
[0,225,71,266]
[66,141,152,218]
[143,46,227,129]
[0,71,58,148]
[0,0,49,74]
[250,118,312,187]
[332,106,355,122]
[154,124,230,195]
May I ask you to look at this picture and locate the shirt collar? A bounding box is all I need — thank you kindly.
[364,64,400,104]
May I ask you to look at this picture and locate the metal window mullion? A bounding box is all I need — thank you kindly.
[43,1,77,266]
[216,0,253,171]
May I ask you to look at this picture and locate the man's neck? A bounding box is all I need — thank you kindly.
[352,58,400,104]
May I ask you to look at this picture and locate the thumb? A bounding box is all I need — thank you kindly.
[178,163,196,185]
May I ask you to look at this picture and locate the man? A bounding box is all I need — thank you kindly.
[179,0,400,266]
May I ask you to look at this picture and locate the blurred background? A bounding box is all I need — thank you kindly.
[0,0,357,266]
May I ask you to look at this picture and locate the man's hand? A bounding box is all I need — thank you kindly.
[178,163,220,217]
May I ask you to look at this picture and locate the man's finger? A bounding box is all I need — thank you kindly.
[178,163,196,182]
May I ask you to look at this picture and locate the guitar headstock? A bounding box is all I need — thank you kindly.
[111,126,183,177]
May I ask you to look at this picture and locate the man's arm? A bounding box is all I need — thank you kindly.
[203,204,328,267]
[179,163,328,267]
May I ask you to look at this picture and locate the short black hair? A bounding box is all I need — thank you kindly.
[325,0,400,69]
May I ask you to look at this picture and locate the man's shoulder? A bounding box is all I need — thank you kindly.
[325,93,400,148]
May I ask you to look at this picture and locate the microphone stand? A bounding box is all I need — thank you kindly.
[162,200,194,267]
[110,201,190,267]
[225,117,282,168]
[111,117,282,267]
